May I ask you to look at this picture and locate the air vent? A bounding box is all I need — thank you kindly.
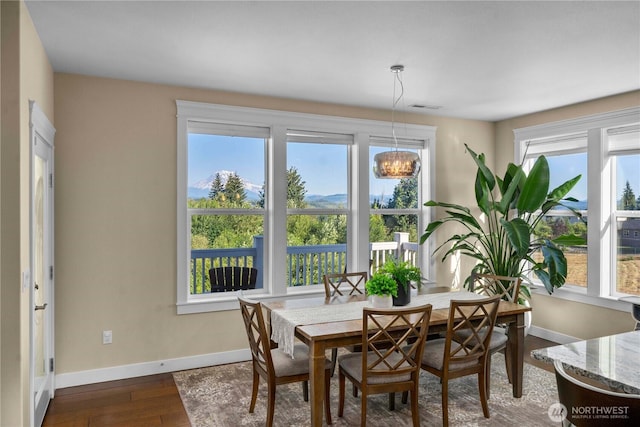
[411,104,442,110]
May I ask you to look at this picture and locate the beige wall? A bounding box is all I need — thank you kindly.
[0,1,54,425]
[52,73,492,375]
[495,90,640,339]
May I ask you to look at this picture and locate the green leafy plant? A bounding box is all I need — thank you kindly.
[419,144,586,296]
[365,272,398,297]
[378,257,422,292]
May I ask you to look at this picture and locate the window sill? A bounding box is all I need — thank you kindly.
[530,284,632,313]
[176,288,327,314]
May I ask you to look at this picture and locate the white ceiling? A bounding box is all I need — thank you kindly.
[25,0,640,121]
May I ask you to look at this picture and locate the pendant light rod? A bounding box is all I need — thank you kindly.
[390,65,404,152]
[372,64,421,179]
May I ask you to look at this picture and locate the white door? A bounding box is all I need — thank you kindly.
[30,102,55,427]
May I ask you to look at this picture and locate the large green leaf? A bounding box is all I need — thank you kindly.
[552,234,587,246]
[533,269,554,294]
[541,242,567,287]
[496,167,524,215]
[501,218,530,257]
[547,175,581,202]
[423,200,472,215]
[419,220,444,244]
[517,155,550,213]
[465,144,495,191]
[475,169,492,215]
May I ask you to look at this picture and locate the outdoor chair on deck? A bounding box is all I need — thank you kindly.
[238,296,332,427]
[209,266,257,292]
[323,272,368,378]
[417,296,500,427]
[337,303,433,427]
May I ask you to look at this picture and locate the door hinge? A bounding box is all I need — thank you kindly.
[49,173,53,188]
[50,266,54,280]
[49,358,54,372]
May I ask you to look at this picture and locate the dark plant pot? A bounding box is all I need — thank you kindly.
[393,283,411,306]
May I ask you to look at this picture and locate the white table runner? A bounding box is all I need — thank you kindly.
[271,290,484,357]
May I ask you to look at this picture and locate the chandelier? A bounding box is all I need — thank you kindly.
[373,65,421,179]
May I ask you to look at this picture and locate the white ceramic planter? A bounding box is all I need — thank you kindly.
[371,295,393,308]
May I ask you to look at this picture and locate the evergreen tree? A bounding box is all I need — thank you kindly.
[622,180,637,210]
[287,167,307,208]
[257,184,265,208]
[384,179,418,237]
[208,173,224,200]
[387,178,418,209]
[224,173,247,204]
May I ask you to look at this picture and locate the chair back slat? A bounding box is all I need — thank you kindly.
[362,304,432,382]
[210,267,258,292]
[445,296,500,368]
[470,273,521,303]
[238,297,273,375]
[323,272,368,297]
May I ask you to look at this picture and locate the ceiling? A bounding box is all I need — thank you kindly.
[25,0,640,122]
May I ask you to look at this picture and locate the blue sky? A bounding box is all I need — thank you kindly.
[189,134,639,201]
[188,134,404,197]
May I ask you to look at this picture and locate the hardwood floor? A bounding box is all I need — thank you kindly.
[42,373,190,426]
[42,335,557,426]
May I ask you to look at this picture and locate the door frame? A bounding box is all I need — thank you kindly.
[29,101,55,427]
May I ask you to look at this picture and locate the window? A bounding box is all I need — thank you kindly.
[515,107,640,307]
[177,101,436,313]
[286,131,351,288]
[369,142,423,273]
[187,128,267,297]
[611,125,640,297]
[522,138,588,289]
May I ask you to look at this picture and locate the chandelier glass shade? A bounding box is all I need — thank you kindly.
[372,150,421,178]
[373,64,422,179]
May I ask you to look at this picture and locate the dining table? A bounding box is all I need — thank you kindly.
[263,286,532,427]
[531,330,640,395]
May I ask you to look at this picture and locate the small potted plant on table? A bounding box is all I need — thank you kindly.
[379,257,422,306]
[365,272,397,308]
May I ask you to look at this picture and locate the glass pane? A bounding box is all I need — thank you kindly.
[369,146,419,209]
[616,216,640,296]
[189,214,264,294]
[616,152,640,296]
[616,154,640,211]
[187,134,265,209]
[286,142,348,209]
[286,214,347,287]
[369,214,419,273]
[534,152,588,287]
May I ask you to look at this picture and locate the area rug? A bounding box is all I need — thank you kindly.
[174,354,558,426]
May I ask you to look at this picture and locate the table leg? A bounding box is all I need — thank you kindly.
[309,340,326,427]
[507,312,525,398]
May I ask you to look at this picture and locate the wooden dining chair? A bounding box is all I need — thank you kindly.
[238,296,332,427]
[337,303,433,427]
[554,360,640,426]
[466,273,522,397]
[323,271,368,377]
[323,271,368,297]
[209,266,257,292]
[418,296,501,427]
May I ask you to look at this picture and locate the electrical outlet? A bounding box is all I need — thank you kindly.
[102,330,112,344]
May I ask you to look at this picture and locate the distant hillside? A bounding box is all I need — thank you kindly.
[187,189,393,208]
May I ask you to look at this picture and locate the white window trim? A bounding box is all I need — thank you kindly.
[514,106,640,313]
[177,101,436,314]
